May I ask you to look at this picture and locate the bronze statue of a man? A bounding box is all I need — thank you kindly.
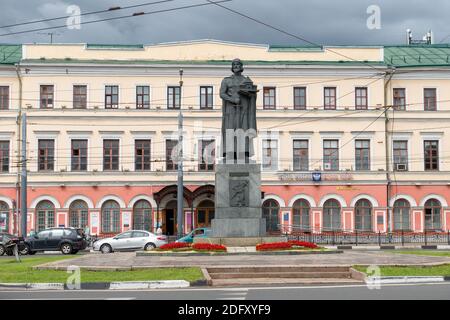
[220,59,258,162]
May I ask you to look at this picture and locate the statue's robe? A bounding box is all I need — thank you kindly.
[220,74,257,160]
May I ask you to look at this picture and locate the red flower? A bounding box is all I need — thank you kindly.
[159,242,191,250]
[192,243,227,251]
[288,240,319,249]
[256,241,319,251]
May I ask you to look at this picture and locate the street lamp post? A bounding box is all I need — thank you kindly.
[177,69,184,239]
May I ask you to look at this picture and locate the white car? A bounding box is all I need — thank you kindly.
[93,230,167,254]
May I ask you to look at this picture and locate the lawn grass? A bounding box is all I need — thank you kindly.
[0,256,203,283]
[354,264,450,277]
[390,250,450,257]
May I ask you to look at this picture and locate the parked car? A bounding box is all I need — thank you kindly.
[93,230,168,254]
[176,227,211,243]
[23,227,88,255]
[0,233,27,256]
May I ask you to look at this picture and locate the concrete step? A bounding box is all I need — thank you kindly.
[211,278,363,287]
[209,271,352,279]
[207,266,351,273]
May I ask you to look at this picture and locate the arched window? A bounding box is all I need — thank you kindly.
[263,199,280,232]
[69,200,89,229]
[196,200,215,228]
[292,199,310,231]
[424,199,442,231]
[101,200,120,233]
[355,199,372,231]
[133,200,152,231]
[36,200,55,232]
[0,201,9,233]
[323,199,341,231]
[393,199,410,231]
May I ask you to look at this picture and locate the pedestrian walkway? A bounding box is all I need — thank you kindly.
[226,247,256,253]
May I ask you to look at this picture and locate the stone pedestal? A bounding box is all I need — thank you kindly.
[211,163,266,238]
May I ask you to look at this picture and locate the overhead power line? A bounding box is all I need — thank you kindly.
[0,0,178,29]
[204,0,385,72]
[0,0,233,38]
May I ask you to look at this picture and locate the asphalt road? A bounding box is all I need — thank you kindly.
[1,283,450,300]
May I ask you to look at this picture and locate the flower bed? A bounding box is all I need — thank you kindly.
[256,241,320,251]
[156,242,227,252]
[157,242,191,251]
[192,243,227,252]
[288,240,319,249]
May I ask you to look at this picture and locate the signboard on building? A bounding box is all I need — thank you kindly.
[278,172,353,182]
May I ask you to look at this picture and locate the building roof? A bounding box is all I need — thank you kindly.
[0,44,22,65]
[384,44,450,68]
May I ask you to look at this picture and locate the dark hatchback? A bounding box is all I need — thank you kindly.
[24,228,88,255]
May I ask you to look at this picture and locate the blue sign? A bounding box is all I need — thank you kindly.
[283,213,289,222]
[312,172,322,182]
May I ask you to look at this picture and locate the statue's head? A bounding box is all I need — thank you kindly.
[231,58,244,74]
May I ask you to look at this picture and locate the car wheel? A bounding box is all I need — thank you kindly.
[70,250,79,255]
[28,251,37,255]
[144,243,156,251]
[20,244,30,255]
[0,245,5,256]
[100,244,112,254]
[61,243,73,255]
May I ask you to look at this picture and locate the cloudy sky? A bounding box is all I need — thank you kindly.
[0,0,449,46]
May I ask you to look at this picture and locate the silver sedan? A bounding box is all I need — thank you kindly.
[93,230,168,254]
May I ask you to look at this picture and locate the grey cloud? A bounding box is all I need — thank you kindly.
[0,0,449,45]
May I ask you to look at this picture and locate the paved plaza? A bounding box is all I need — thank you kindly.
[37,251,450,270]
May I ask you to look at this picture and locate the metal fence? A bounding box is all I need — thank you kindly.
[269,227,450,246]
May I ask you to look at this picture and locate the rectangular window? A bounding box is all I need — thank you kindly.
[393,88,406,111]
[355,140,370,171]
[424,88,437,111]
[38,139,55,171]
[293,87,306,110]
[262,139,278,170]
[167,86,181,109]
[103,139,119,171]
[136,86,150,109]
[324,87,336,110]
[71,139,87,171]
[424,140,439,171]
[73,85,87,109]
[166,139,179,171]
[323,140,339,171]
[105,85,119,109]
[135,139,151,171]
[198,140,215,171]
[263,87,276,110]
[293,140,308,171]
[0,141,9,173]
[40,85,54,109]
[200,86,213,109]
[355,87,368,110]
[0,86,9,110]
[393,140,408,171]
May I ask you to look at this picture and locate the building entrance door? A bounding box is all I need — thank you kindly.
[165,209,175,236]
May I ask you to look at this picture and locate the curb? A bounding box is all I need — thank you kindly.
[365,276,448,284]
[327,245,450,250]
[136,250,343,256]
[0,280,190,291]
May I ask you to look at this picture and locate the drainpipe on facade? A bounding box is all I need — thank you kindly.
[384,67,395,233]
[14,63,22,235]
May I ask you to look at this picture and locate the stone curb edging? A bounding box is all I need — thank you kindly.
[326,245,450,250]
[364,276,450,284]
[136,250,343,256]
[0,280,191,291]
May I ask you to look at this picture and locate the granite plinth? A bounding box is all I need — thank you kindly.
[193,236,287,247]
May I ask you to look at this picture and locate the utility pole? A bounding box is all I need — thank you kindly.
[20,113,27,237]
[177,69,184,239]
